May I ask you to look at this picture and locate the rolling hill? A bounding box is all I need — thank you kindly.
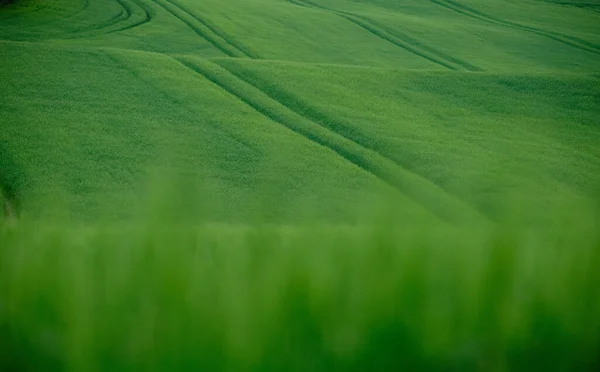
[1,0,599,370]
[1,0,599,224]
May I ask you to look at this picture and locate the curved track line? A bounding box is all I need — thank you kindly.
[91,0,152,35]
[355,13,482,72]
[287,0,481,71]
[572,3,600,14]
[214,60,492,219]
[6,0,152,41]
[65,0,152,38]
[68,1,130,35]
[101,51,259,154]
[172,56,487,225]
[150,0,253,58]
[429,0,600,56]
[165,0,257,58]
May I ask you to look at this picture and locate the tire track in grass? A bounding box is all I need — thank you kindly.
[429,0,600,56]
[165,0,257,58]
[150,0,254,58]
[215,59,498,220]
[571,3,600,14]
[353,14,483,72]
[172,56,488,225]
[90,0,152,35]
[65,0,152,38]
[287,0,481,71]
[67,0,130,35]
[9,0,152,40]
[101,50,259,155]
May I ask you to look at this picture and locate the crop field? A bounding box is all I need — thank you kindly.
[1,0,600,370]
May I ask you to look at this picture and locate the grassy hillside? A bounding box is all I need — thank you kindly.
[1,0,600,370]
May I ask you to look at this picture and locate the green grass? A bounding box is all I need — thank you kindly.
[1,212,600,371]
[1,0,600,370]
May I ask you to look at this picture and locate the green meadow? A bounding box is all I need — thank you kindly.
[1,0,599,370]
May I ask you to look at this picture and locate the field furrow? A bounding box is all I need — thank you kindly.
[65,0,152,37]
[68,0,129,34]
[174,56,486,225]
[569,3,600,14]
[165,0,256,58]
[1,1,600,368]
[287,0,480,71]
[213,59,487,213]
[150,0,253,58]
[103,51,260,153]
[429,0,600,56]
[0,0,152,40]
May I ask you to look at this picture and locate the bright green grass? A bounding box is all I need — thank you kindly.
[1,41,599,223]
[1,0,600,370]
[212,58,600,221]
[1,210,600,371]
[1,41,430,224]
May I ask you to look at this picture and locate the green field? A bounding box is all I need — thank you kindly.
[1,0,600,370]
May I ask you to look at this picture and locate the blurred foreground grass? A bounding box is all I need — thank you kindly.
[1,202,599,371]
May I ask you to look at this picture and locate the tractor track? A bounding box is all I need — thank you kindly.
[165,0,256,58]
[67,2,129,35]
[5,0,152,41]
[150,0,255,58]
[214,60,496,218]
[102,51,259,154]
[172,56,487,225]
[64,0,152,38]
[111,0,153,33]
[351,14,482,71]
[532,1,600,14]
[287,0,481,71]
[86,0,152,35]
[571,3,600,14]
[429,0,600,56]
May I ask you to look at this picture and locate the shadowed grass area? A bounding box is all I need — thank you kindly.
[1,204,599,371]
[0,144,24,220]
